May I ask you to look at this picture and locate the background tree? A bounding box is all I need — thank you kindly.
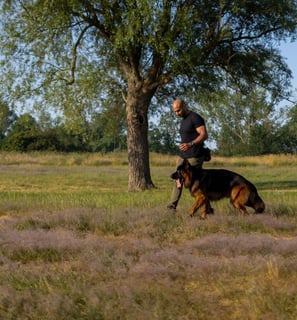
[1,1,297,190]
[89,103,127,152]
[0,100,17,145]
[200,87,281,155]
[2,113,41,151]
[274,104,297,153]
[149,109,179,154]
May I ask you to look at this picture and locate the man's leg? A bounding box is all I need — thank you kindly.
[167,157,184,211]
[187,157,204,169]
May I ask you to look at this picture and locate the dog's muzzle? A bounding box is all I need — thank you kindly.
[170,170,184,183]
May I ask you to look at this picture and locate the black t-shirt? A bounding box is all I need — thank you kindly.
[180,111,205,159]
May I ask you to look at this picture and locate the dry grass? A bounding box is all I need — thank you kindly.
[1,209,297,319]
[210,153,297,167]
[0,151,296,167]
[0,152,296,319]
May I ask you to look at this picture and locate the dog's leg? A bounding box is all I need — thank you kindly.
[200,198,213,219]
[190,190,209,219]
[234,203,248,215]
[206,200,214,214]
[231,185,249,215]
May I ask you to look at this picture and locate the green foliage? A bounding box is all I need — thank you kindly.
[0,104,127,152]
[1,0,296,114]
[2,114,40,151]
[0,96,295,155]
[149,110,179,154]
[275,104,297,153]
[0,100,17,141]
[199,87,296,155]
[89,100,127,152]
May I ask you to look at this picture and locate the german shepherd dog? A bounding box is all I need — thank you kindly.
[171,159,265,219]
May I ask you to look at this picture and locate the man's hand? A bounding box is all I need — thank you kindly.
[179,143,192,151]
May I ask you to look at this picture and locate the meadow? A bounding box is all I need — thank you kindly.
[0,152,296,320]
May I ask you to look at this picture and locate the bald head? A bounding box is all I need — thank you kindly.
[172,98,189,118]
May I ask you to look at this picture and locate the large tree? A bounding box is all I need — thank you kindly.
[0,1,296,190]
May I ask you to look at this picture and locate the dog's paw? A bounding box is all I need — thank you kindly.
[207,208,214,214]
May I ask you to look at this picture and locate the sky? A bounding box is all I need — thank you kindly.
[279,40,297,105]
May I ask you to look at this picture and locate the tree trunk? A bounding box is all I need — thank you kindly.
[126,85,156,191]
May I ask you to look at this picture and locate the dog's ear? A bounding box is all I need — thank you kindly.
[183,159,191,170]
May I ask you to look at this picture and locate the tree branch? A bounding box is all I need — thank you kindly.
[72,1,112,41]
[66,25,91,85]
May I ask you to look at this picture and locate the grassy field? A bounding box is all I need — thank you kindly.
[0,152,296,319]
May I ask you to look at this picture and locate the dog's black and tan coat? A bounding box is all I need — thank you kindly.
[171,159,265,219]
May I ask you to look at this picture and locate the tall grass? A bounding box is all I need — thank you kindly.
[1,151,296,167]
[0,152,296,319]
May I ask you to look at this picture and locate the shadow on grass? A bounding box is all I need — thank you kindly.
[256,180,297,190]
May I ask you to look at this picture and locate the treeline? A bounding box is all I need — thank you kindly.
[1,100,296,156]
[0,105,126,153]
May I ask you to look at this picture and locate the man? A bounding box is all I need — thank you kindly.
[167,98,209,211]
